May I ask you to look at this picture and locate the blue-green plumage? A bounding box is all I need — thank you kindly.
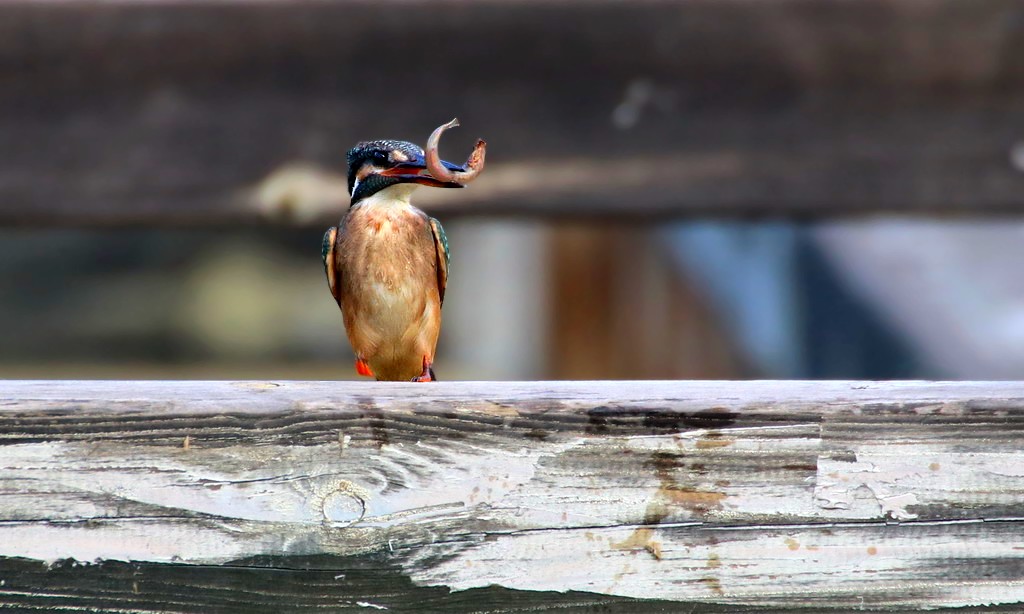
[428,217,449,305]
[321,229,334,274]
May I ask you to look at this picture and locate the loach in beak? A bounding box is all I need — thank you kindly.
[379,151,466,188]
[425,118,486,185]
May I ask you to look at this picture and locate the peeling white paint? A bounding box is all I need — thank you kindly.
[815,448,1024,521]
[405,522,1024,607]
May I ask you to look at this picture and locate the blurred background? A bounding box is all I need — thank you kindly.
[3,0,1024,381]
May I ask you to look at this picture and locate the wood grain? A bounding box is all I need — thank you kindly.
[0,555,732,614]
[1,380,1024,610]
[2,1,1024,225]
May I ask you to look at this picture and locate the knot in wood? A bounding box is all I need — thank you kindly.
[317,480,367,527]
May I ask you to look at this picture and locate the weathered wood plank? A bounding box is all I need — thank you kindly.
[1,380,1023,609]
[2,1,1024,225]
[0,556,1019,614]
[4,555,938,614]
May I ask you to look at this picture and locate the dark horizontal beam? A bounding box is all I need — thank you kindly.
[0,555,735,614]
[2,0,1024,226]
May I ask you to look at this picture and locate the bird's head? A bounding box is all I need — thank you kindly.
[346,139,465,205]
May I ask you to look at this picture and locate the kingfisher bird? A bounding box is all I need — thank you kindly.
[322,121,485,382]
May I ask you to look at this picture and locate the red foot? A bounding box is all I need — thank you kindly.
[410,356,437,382]
[355,358,374,378]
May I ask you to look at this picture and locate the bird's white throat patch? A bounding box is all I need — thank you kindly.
[354,183,420,210]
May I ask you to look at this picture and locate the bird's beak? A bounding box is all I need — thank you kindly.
[379,154,465,188]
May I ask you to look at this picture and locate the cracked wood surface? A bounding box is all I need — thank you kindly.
[1,380,1023,610]
[3,1,1024,226]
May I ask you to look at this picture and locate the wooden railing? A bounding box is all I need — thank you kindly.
[2,380,1022,611]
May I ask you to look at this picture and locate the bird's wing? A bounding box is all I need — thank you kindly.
[322,226,341,307]
[429,217,449,306]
